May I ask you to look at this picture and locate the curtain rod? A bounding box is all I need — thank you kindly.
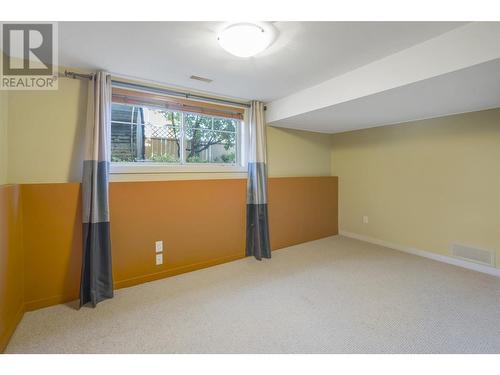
[63,70,94,80]
[63,70,254,109]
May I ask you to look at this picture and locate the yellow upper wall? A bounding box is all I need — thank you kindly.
[6,71,331,183]
[0,90,8,186]
[267,126,331,177]
[331,108,500,266]
[8,76,88,184]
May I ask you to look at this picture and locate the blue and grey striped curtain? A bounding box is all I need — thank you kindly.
[246,101,271,260]
[80,71,114,307]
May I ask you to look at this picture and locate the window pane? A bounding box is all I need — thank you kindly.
[144,124,181,163]
[185,129,236,164]
[111,104,181,163]
[111,103,142,162]
[184,113,212,130]
[213,117,237,132]
[143,109,181,163]
[111,102,239,166]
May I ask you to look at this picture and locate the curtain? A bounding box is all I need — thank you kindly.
[80,71,114,307]
[246,101,271,260]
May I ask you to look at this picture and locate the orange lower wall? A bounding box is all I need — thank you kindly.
[269,177,338,249]
[22,183,83,310]
[111,179,248,289]
[1,177,338,350]
[21,177,338,311]
[0,185,24,352]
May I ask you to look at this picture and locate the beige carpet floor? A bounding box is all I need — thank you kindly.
[6,235,500,353]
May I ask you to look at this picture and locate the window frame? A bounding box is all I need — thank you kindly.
[109,88,248,175]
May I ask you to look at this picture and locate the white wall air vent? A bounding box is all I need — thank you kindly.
[451,243,495,267]
[189,75,213,83]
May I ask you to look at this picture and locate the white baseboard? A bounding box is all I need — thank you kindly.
[339,230,500,278]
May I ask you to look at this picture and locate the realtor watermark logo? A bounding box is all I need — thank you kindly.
[1,22,58,90]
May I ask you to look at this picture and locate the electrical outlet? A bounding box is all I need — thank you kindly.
[155,240,163,253]
[363,215,369,224]
[156,253,163,265]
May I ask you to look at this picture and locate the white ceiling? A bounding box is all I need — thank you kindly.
[59,21,465,102]
[266,22,500,133]
[270,58,500,133]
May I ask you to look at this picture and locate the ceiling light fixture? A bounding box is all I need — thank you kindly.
[217,22,275,58]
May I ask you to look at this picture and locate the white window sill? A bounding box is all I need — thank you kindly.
[110,162,247,174]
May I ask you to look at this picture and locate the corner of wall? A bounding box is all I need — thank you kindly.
[0,89,8,186]
[0,73,24,352]
[0,184,25,353]
[329,132,336,177]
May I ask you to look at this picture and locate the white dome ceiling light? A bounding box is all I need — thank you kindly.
[217,22,275,58]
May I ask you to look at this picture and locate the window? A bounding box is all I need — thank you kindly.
[110,87,246,173]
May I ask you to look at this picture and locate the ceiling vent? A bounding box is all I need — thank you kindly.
[190,75,213,83]
[451,243,495,266]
